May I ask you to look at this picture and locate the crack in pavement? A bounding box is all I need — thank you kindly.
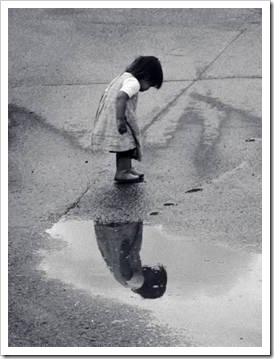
[142,81,195,134]
[62,184,92,217]
[165,75,261,82]
[142,28,248,135]
[199,75,262,80]
[10,75,261,89]
[198,28,247,79]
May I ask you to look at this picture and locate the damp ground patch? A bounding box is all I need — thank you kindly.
[39,218,262,347]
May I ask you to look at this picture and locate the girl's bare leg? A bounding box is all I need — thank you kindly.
[116,154,131,173]
[115,153,139,181]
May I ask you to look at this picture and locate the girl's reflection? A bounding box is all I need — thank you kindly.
[94,221,167,299]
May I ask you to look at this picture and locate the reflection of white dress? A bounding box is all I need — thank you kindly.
[91,72,142,160]
[94,222,143,289]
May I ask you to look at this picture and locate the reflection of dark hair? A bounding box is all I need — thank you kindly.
[126,56,163,89]
[132,265,167,299]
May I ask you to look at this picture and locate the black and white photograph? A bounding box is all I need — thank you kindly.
[2,0,270,355]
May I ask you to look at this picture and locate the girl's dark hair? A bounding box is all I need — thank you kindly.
[132,265,167,299]
[126,56,163,89]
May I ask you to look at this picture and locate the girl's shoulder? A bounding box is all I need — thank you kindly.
[123,72,139,82]
[120,72,140,98]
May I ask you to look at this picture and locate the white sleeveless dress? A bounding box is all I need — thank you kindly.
[91,72,142,160]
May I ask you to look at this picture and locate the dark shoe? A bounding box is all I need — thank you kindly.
[130,168,144,179]
[114,170,141,183]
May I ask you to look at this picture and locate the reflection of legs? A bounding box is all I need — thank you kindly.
[119,240,133,281]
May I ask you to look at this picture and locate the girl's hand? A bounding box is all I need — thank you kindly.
[117,118,127,134]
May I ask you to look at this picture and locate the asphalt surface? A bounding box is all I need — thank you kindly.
[8,8,262,348]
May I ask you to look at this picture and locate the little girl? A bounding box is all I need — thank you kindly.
[92,56,163,183]
[94,221,167,299]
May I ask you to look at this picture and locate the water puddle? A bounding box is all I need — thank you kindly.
[40,219,261,347]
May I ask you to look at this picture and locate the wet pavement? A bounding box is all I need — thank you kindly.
[7,7,263,350]
[40,218,261,346]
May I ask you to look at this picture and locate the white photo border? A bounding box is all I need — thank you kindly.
[1,1,270,356]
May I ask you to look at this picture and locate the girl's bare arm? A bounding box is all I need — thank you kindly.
[116,91,129,134]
